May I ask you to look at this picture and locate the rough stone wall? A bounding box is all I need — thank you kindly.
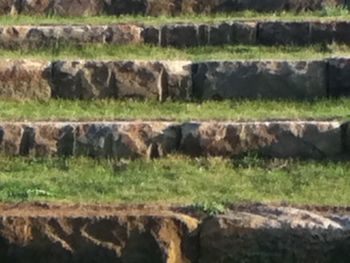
[1,203,350,263]
[0,120,346,159]
[3,22,350,49]
[1,58,350,100]
[0,0,347,16]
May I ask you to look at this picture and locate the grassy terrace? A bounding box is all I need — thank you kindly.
[0,155,349,206]
[1,8,350,25]
[1,44,350,60]
[0,99,349,121]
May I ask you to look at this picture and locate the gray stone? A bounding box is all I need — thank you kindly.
[0,204,199,263]
[142,26,160,45]
[231,22,257,44]
[200,204,350,263]
[51,60,116,99]
[180,121,342,158]
[328,58,350,97]
[208,23,231,45]
[161,24,199,47]
[103,0,147,15]
[192,60,327,100]
[334,22,350,44]
[107,24,143,44]
[258,21,311,45]
[0,0,19,14]
[310,21,335,44]
[146,0,182,15]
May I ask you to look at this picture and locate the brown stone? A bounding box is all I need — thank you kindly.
[20,0,51,14]
[180,121,342,158]
[0,60,51,100]
[0,204,199,263]
[0,124,24,155]
[107,24,143,44]
[51,0,104,16]
[74,122,181,158]
[111,60,192,101]
[33,124,61,156]
[0,0,19,14]
[50,60,192,101]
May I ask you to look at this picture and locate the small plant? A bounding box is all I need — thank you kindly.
[194,201,227,216]
[320,5,349,16]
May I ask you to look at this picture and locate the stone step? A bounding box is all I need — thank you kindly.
[0,120,347,159]
[1,58,349,101]
[0,0,347,16]
[3,21,350,48]
[0,203,350,262]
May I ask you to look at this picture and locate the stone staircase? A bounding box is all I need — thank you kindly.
[0,0,350,262]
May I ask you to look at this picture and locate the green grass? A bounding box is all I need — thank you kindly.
[0,99,349,121]
[0,155,349,206]
[0,44,349,60]
[2,7,350,25]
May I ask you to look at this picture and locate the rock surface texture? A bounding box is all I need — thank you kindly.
[0,203,350,262]
[4,22,350,48]
[0,121,345,159]
[192,60,327,99]
[1,58,350,100]
[199,204,350,263]
[49,60,192,101]
[0,60,51,100]
[0,0,346,15]
[0,204,199,263]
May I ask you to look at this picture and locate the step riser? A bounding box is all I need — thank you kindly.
[1,0,347,16]
[0,121,346,159]
[3,22,350,48]
[1,204,350,263]
[1,59,349,101]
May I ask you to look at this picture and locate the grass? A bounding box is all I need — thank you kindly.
[0,99,349,121]
[0,155,349,206]
[1,7,350,25]
[0,44,349,60]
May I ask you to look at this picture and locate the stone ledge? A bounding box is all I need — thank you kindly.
[0,120,346,159]
[0,0,347,16]
[4,21,350,49]
[1,58,350,100]
[0,203,350,262]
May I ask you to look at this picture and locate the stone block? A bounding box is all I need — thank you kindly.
[258,22,310,45]
[180,121,342,158]
[200,204,350,263]
[0,60,51,100]
[192,60,327,100]
[328,58,350,97]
